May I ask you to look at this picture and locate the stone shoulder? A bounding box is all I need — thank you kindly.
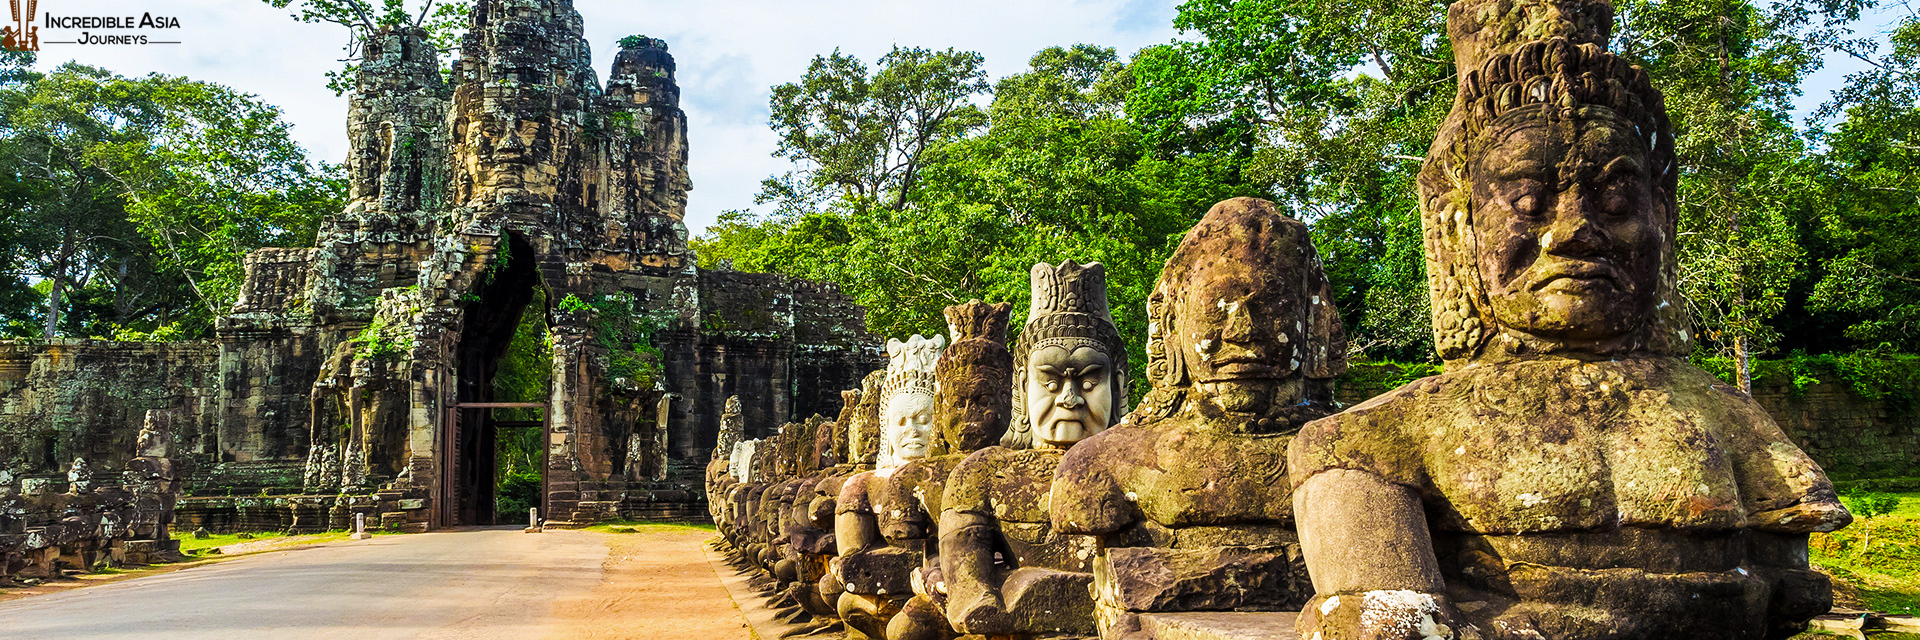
[1288,372,1460,490]
[1051,425,1155,535]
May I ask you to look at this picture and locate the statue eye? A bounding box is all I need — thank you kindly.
[1045,381,1060,392]
[1499,179,1549,218]
[1082,379,1097,391]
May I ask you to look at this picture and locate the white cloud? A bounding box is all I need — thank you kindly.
[27,0,1181,234]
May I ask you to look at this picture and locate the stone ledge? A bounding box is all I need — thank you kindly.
[1136,612,1298,640]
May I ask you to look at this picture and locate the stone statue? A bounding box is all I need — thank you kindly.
[811,371,887,620]
[882,300,1016,640]
[940,263,1131,638]
[1288,2,1850,637]
[707,396,746,525]
[124,410,183,558]
[1051,198,1346,638]
[836,334,944,638]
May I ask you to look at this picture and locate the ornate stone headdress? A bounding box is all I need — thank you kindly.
[933,300,1013,455]
[878,334,942,467]
[1417,0,1688,365]
[1005,261,1128,449]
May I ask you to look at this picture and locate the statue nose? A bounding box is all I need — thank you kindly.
[1056,385,1085,409]
[1222,301,1255,343]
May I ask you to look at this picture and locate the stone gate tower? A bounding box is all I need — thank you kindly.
[215,0,880,530]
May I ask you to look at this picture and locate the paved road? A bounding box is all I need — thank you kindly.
[0,526,607,640]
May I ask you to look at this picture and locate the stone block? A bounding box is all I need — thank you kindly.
[1102,545,1306,613]
[1136,612,1298,640]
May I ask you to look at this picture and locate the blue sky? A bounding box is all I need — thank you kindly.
[23,0,1904,235]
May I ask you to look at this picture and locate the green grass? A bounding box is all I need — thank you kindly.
[1814,503,1920,616]
[175,529,394,555]
[581,520,716,534]
[176,531,291,554]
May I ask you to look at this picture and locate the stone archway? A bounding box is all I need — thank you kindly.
[442,232,548,526]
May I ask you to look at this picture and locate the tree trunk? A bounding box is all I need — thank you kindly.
[43,228,76,338]
[1734,334,1752,394]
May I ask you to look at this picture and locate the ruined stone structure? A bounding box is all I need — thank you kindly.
[0,0,878,533]
[1289,0,1849,636]
[1,410,186,585]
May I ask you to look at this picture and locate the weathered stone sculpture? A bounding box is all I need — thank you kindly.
[836,334,945,638]
[123,410,184,564]
[811,370,887,620]
[1052,198,1346,638]
[940,264,1132,638]
[707,396,746,526]
[1289,2,1850,637]
[881,300,1016,640]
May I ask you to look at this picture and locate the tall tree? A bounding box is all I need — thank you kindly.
[0,63,340,338]
[1805,8,1920,351]
[763,46,990,213]
[1616,0,1872,389]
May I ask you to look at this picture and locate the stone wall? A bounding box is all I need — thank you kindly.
[0,340,218,481]
[1334,362,1920,480]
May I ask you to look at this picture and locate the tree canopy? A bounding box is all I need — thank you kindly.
[697,0,1920,391]
[0,53,341,339]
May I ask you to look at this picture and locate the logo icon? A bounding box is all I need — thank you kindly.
[3,0,37,52]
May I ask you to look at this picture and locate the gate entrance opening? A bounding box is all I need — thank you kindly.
[440,232,551,527]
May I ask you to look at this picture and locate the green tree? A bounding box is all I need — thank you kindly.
[1615,0,1869,390]
[262,0,469,94]
[0,63,340,338]
[703,46,1253,393]
[763,46,990,213]
[1130,0,1456,361]
[1805,11,1920,351]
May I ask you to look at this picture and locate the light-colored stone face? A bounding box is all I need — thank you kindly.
[882,391,935,466]
[1024,345,1113,449]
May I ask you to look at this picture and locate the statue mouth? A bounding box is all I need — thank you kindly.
[1206,357,1281,379]
[1527,260,1624,293]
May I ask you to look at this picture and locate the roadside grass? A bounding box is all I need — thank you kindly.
[177,529,404,555]
[176,531,291,554]
[582,520,715,535]
[1812,493,1920,616]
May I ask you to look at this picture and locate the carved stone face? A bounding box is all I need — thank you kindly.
[940,364,1010,452]
[883,391,935,465]
[1471,108,1660,342]
[1025,345,1114,448]
[1174,258,1301,385]
[1169,254,1305,415]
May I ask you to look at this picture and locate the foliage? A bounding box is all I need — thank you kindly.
[1132,0,1454,361]
[1337,360,1445,398]
[1695,351,1920,407]
[0,60,339,339]
[761,46,991,213]
[557,293,592,314]
[1803,13,1920,352]
[617,35,654,50]
[262,0,469,94]
[573,293,665,391]
[495,469,541,521]
[700,45,1256,396]
[353,317,414,361]
[490,290,548,521]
